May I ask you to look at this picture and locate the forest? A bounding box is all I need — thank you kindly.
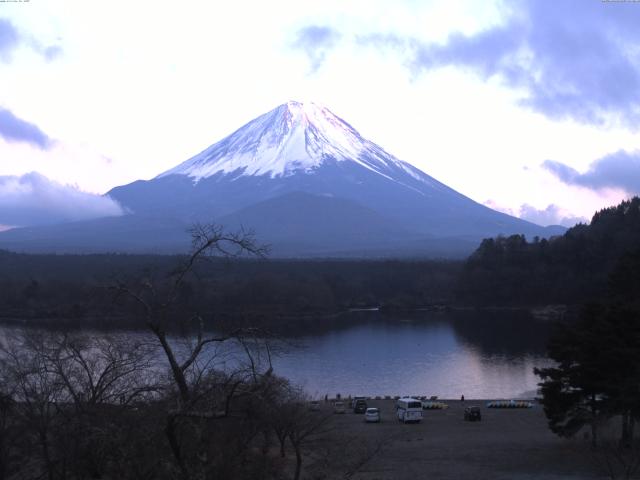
[456,197,640,306]
[0,249,460,330]
[1,197,639,331]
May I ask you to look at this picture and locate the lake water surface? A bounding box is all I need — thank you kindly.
[267,310,554,399]
[2,310,555,400]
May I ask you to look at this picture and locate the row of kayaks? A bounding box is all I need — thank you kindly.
[486,400,534,408]
[422,400,535,409]
[328,397,535,409]
[422,401,449,410]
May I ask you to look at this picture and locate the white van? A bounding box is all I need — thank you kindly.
[396,397,423,423]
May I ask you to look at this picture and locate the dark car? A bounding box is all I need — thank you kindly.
[354,399,368,414]
[464,406,481,421]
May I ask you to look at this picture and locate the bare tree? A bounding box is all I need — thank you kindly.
[42,333,158,409]
[111,224,276,478]
[0,330,161,480]
[112,224,268,407]
[264,387,334,480]
[0,332,67,480]
[0,390,17,480]
[590,421,640,480]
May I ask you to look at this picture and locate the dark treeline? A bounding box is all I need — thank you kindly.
[456,197,640,306]
[0,250,461,330]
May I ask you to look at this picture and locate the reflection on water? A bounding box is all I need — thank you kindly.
[270,311,553,399]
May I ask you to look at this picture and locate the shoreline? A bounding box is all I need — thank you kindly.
[0,303,572,332]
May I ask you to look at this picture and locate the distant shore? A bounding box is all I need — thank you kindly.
[0,302,573,333]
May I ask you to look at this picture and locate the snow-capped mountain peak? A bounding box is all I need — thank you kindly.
[1,101,564,257]
[158,101,407,180]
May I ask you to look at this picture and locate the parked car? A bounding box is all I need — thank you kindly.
[396,397,423,423]
[353,399,368,414]
[364,407,381,423]
[464,406,481,421]
[333,401,346,414]
[309,400,321,411]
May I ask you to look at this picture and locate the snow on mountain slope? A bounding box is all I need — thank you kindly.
[158,101,434,188]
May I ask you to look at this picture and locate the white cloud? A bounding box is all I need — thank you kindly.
[0,172,125,227]
[484,199,586,228]
[518,204,587,228]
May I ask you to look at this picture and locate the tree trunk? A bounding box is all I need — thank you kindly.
[261,430,271,456]
[590,396,598,449]
[39,431,54,480]
[276,432,286,458]
[165,414,189,479]
[291,438,302,480]
[153,329,191,404]
[0,434,6,480]
[621,412,632,448]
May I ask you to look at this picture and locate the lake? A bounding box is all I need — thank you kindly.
[265,310,554,399]
[0,309,555,400]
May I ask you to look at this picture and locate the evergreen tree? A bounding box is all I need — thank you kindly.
[535,304,612,446]
[536,254,640,447]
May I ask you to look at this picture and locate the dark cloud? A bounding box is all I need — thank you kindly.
[412,24,525,80]
[0,18,19,61]
[541,161,580,185]
[0,107,52,149]
[292,25,341,73]
[362,0,640,127]
[543,150,640,194]
[0,172,126,227]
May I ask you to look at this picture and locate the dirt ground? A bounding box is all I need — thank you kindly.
[307,399,606,480]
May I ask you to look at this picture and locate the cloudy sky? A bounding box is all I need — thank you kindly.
[1,0,639,228]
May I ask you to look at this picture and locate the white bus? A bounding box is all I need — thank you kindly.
[396,397,423,423]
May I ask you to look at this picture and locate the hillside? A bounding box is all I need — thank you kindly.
[456,197,640,306]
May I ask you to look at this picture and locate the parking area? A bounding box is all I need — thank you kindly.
[312,399,597,480]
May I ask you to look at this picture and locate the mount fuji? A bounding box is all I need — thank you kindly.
[0,101,563,257]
